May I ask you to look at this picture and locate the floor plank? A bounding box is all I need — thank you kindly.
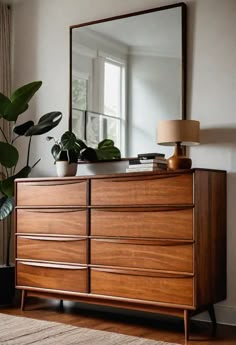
[1,295,236,345]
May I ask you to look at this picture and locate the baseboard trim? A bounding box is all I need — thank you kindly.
[193,305,236,326]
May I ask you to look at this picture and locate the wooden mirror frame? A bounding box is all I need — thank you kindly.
[69,2,187,145]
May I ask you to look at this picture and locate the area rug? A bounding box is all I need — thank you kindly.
[0,313,180,345]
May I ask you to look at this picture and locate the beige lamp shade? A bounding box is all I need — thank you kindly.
[157,120,200,146]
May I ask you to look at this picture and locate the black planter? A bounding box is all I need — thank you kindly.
[0,265,15,306]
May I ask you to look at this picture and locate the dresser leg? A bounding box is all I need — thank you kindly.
[21,290,26,311]
[184,309,190,343]
[59,299,64,310]
[208,304,217,336]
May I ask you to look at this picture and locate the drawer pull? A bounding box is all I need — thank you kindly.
[92,267,193,278]
[99,174,183,183]
[19,236,86,242]
[20,262,87,270]
[22,181,84,187]
[92,206,193,212]
[18,209,86,214]
[92,238,193,246]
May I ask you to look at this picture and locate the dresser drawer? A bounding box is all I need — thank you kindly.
[16,180,87,206]
[16,209,87,236]
[16,261,88,293]
[91,268,193,306]
[91,239,193,273]
[91,174,193,205]
[17,236,88,264]
[91,208,193,239]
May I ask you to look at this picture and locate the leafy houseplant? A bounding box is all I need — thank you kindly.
[47,131,121,175]
[0,81,62,304]
[47,131,85,164]
[47,131,83,177]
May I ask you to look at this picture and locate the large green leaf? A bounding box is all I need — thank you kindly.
[1,166,31,197]
[0,196,14,220]
[0,141,19,168]
[2,81,42,122]
[14,121,34,136]
[0,177,14,197]
[10,81,42,104]
[98,139,115,149]
[25,111,62,136]
[0,93,11,118]
[95,139,121,160]
[3,102,29,122]
[61,131,77,150]
[95,145,121,160]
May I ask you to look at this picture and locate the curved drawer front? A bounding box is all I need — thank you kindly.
[16,209,87,236]
[91,268,193,306]
[91,208,193,239]
[17,236,88,264]
[91,239,193,273]
[91,174,193,206]
[16,180,87,206]
[16,261,88,293]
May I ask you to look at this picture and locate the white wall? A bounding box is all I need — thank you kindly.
[12,0,236,325]
[127,54,180,157]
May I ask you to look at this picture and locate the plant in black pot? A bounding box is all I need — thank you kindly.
[47,131,121,176]
[0,81,62,305]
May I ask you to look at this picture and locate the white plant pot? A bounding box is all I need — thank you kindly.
[56,161,77,177]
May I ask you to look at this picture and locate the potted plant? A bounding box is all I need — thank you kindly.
[47,130,121,177]
[47,131,84,177]
[0,81,62,305]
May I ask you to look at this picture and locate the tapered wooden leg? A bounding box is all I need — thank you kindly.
[184,309,190,343]
[21,290,26,311]
[208,304,217,336]
[59,299,64,309]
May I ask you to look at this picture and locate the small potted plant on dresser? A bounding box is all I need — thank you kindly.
[47,131,121,177]
[47,131,84,177]
[0,81,62,305]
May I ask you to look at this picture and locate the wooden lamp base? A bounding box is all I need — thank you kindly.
[167,142,192,170]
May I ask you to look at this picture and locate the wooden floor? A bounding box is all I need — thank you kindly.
[1,295,236,345]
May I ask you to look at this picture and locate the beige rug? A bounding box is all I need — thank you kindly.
[0,313,180,345]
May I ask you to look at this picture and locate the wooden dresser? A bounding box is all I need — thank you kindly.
[15,169,226,342]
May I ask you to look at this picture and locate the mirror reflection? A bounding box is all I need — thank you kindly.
[70,4,186,157]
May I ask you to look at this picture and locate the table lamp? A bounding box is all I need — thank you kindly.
[157,119,200,170]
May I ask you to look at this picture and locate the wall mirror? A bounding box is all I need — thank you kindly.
[69,2,186,158]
